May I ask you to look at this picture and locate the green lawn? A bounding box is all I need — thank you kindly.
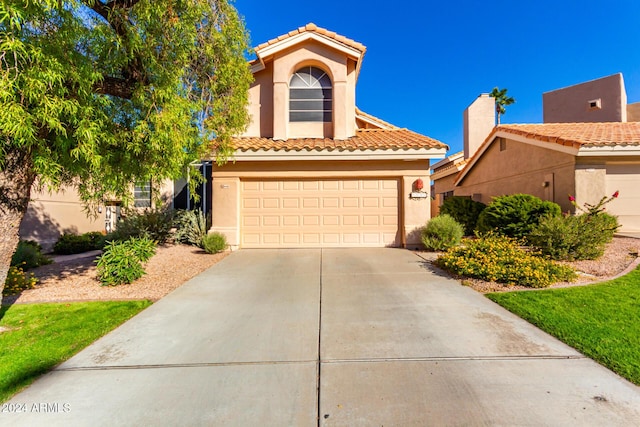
[0,300,151,403]
[487,267,640,385]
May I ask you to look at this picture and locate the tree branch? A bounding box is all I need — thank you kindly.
[83,0,147,99]
[94,75,136,99]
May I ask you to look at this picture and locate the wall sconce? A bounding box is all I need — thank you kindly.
[542,181,550,188]
[414,178,424,192]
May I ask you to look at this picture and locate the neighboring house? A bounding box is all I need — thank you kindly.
[208,23,448,249]
[20,173,210,251]
[432,73,640,232]
[454,122,640,231]
[543,73,640,123]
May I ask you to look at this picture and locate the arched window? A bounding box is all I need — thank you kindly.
[289,66,332,122]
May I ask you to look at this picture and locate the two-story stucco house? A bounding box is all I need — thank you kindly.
[19,24,447,251]
[208,24,447,249]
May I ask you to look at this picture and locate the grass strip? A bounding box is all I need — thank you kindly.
[0,300,151,402]
[487,267,640,385]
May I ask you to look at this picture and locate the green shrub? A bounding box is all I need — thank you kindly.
[11,240,52,269]
[201,232,227,254]
[174,210,209,248]
[3,266,38,296]
[53,232,106,255]
[421,214,464,251]
[96,237,156,286]
[529,213,620,261]
[476,194,561,238]
[108,208,174,244]
[439,196,486,235]
[436,234,576,288]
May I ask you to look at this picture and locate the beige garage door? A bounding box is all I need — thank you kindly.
[606,165,640,231]
[241,178,400,247]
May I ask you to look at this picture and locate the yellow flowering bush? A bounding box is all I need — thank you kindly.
[436,234,576,288]
[3,265,38,296]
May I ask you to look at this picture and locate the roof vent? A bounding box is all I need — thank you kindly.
[588,98,602,110]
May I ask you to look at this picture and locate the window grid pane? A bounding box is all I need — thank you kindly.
[134,181,151,208]
[289,66,332,122]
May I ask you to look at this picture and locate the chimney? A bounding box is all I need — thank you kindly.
[463,94,496,159]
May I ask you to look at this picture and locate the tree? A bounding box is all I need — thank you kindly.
[489,87,515,125]
[0,1,253,293]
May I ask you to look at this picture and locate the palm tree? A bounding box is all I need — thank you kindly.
[489,87,515,125]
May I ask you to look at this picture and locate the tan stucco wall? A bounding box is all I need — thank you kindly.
[246,62,274,138]
[627,102,640,122]
[455,138,576,211]
[20,181,174,252]
[19,186,105,252]
[210,159,432,249]
[431,172,458,217]
[243,39,357,141]
[543,73,627,123]
[575,159,640,231]
[464,94,495,159]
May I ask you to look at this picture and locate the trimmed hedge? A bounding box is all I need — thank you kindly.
[476,194,561,239]
[421,215,464,251]
[202,232,227,254]
[439,196,486,235]
[53,232,106,255]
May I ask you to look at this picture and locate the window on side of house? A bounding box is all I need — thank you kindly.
[134,181,152,208]
[289,66,332,122]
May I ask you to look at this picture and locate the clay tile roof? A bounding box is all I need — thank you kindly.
[231,128,447,152]
[497,122,640,147]
[355,108,399,129]
[255,22,366,54]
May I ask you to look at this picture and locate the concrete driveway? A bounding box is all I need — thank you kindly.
[3,248,640,426]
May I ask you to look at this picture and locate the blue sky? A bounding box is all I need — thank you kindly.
[234,0,640,154]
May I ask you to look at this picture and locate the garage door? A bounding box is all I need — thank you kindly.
[241,178,400,247]
[606,165,640,231]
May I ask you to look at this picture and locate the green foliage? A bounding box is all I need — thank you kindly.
[108,208,174,244]
[3,266,38,296]
[174,210,209,248]
[436,234,576,288]
[488,266,640,385]
[570,191,620,215]
[202,232,227,254]
[421,215,464,251]
[0,0,251,206]
[489,87,515,124]
[0,0,251,293]
[53,232,106,255]
[96,237,156,286]
[11,240,51,269]
[476,194,561,239]
[529,213,620,261]
[439,197,486,235]
[0,301,151,403]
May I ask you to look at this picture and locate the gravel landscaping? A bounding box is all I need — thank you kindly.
[3,237,638,304]
[2,244,228,305]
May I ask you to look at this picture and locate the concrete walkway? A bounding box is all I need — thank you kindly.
[3,249,640,426]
